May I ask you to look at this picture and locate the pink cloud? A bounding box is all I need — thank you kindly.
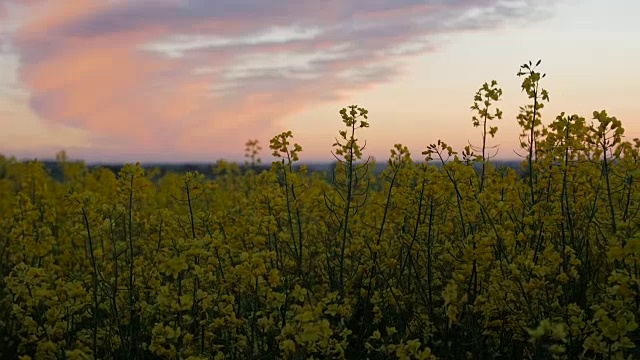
[6,0,561,161]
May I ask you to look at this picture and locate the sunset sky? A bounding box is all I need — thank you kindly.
[0,0,638,164]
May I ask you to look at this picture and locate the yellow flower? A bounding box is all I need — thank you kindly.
[280,339,296,355]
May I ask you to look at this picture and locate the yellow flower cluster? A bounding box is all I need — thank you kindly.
[1,60,640,359]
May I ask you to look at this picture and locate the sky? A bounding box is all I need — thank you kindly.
[0,0,638,164]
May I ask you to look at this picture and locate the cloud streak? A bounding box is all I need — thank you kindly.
[6,0,559,160]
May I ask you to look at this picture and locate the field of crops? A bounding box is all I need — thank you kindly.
[1,61,639,359]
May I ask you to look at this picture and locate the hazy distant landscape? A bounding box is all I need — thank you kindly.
[30,159,526,182]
